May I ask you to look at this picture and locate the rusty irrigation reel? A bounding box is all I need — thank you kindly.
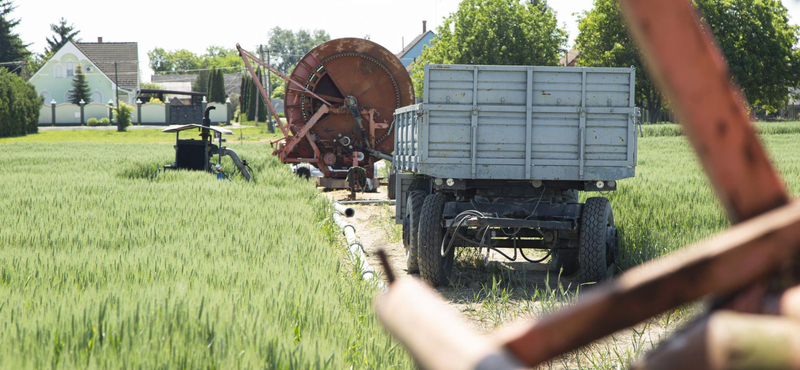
[236,39,414,197]
[375,0,800,369]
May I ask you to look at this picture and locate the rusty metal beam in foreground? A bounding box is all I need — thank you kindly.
[376,278,523,370]
[496,200,800,366]
[631,312,800,370]
[617,0,788,224]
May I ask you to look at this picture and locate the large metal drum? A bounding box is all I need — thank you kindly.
[283,38,415,179]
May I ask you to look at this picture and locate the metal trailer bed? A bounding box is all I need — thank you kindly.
[393,64,639,286]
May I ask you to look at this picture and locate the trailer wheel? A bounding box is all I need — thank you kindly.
[562,189,579,203]
[551,245,578,276]
[388,171,396,200]
[578,197,616,283]
[418,193,454,287]
[405,190,427,272]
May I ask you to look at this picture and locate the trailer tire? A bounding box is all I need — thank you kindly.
[562,189,579,203]
[405,190,427,272]
[578,197,615,283]
[552,247,578,276]
[388,171,396,200]
[418,193,454,287]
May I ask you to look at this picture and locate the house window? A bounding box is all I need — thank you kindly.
[54,64,64,78]
[66,61,75,77]
[91,91,102,103]
[40,91,51,103]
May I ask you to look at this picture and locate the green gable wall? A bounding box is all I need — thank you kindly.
[29,42,128,105]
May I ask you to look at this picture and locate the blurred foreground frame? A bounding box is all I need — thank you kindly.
[375,0,800,369]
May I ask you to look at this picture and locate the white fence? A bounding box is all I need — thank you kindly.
[38,101,232,126]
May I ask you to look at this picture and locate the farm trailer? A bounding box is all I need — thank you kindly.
[393,64,639,286]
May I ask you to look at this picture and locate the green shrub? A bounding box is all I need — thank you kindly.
[0,69,41,138]
[87,117,99,126]
[99,117,111,126]
[114,101,134,132]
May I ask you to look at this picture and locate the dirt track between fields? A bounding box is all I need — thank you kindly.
[323,187,679,368]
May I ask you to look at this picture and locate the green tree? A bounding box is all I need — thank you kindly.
[148,48,202,73]
[67,64,91,104]
[207,68,226,103]
[247,76,256,121]
[267,27,330,74]
[577,0,800,120]
[205,68,214,98]
[575,0,663,121]
[140,82,163,90]
[694,0,799,112]
[26,52,48,77]
[114,101,133,131]
[409,0,567,97]
[256,69,266,122]
[0,0,30,65]
[149,46,243,75]
[202,46,243,70]
[147,47,171,72]
[271,83,285,100]
[240,75,249,118]
[0,69,40,137]
[192,69,209,93]
[269,73,283,98]
[45,17,80,54]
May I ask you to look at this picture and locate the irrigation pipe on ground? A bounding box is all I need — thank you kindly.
[338,200,396,206]
[332,202,385,290]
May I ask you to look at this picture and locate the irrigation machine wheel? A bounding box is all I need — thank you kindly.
[404,190,427,272]
[418,193,454,287]
[578,197,617,283]
[295,166,311,179]
[388,170,397,200]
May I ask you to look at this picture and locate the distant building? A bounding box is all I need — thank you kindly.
[28,38,139,104]
[396,21,436,69]
[559,49,581,67]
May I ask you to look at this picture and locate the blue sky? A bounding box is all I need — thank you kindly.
[12,0,800,82]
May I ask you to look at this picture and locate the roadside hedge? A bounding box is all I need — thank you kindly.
[0,70,40,138]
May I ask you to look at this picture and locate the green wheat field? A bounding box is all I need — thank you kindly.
[0,123,798,369]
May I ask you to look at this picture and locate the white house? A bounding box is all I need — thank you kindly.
[28,38,139,105]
